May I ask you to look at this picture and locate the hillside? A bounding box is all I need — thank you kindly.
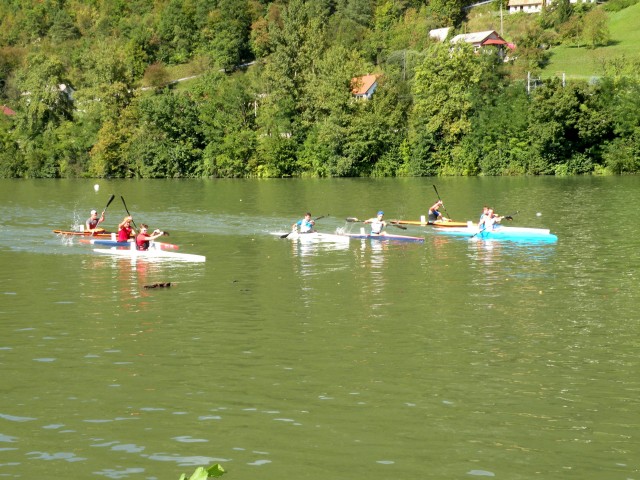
[465,1,640,80]
[542,1,640,79]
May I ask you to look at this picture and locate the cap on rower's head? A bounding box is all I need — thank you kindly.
[377,211,384,216]
[90,209,97,215]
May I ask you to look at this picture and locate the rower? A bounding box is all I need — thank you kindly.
[86,209,105,232]
[292,212,316,233]
[363,211,386,235]
[136,224,165,250]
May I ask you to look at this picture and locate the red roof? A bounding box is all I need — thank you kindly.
[1,105,16,116]
[482,39,508,46]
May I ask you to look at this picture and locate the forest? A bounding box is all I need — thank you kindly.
[0,0,639,178]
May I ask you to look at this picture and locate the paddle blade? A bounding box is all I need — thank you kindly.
[389,222,407,230]
[104,194,115,211]
[346,217,359,222]
[280,232,291,239]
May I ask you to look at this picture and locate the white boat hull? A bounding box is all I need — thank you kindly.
[93,244,205,262]
[281,231,351,243]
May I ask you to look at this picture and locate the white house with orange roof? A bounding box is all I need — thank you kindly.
[351,74,380,100]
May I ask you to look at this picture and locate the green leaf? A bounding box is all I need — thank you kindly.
[206,464,226,477]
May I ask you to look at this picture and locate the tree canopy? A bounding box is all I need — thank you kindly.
[0,0,638,178]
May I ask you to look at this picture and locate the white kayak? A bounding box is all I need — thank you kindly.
[93,243,205,262]
[277,231,351,243]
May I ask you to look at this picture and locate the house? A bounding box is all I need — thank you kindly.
[450,30,508,49]
[351,74,380,100]
[1,105,16,116]
[507,0,545,14]
[429,27,451,43]
[508,0,596,14]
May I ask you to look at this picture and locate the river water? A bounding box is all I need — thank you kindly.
[0,177,638,480]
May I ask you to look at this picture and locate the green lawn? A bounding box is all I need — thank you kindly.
[541,1,640,79]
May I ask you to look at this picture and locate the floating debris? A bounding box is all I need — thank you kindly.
[144,282,172,289]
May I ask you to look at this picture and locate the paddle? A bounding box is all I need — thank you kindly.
[281,215,326,238]
[470,224,485,239]
[120,196,138,229]
[471,211,515,238]
[345,217,407,230]
[503,210,519,221]
[432,184,452,220]
[89,194,115,236]
[103,194,115,215]
[120,196,170,236]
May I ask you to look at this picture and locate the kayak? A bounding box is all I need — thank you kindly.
[53,228,113,238]
[79,239,179,250]
[280,231,350,243]
[393,217,469,227]
[341,231,424,243]
[93,244,205,262]
[433,225,558,242]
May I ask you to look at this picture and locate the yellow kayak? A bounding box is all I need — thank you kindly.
[393,219,469,228]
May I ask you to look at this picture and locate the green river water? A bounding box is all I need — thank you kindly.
[0,177,638,480]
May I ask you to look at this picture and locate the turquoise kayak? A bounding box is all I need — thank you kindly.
[433,225,558,243]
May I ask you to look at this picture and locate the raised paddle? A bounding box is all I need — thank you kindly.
[120,196,169,236]
[103,194,115,214]
[120,196,138,229]
[432,184,452,220]
[281,215,326,238]
[89,194,115,236]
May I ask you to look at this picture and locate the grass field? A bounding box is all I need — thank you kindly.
[542,1,640,79]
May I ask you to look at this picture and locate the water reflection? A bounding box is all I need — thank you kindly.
[79,255,205,312]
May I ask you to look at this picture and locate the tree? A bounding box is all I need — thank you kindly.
[582,8,609,48]
[14,53,74,137]
[427,0,469,29]
[410,42,503,174]
[48,8,80,43]
[196,70,257,177]
[457,84,531,175]
[202,0,252,72]
[157,0,199,64]
[527,78,614,174]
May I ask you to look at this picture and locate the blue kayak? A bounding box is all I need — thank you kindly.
[79,239,179,250]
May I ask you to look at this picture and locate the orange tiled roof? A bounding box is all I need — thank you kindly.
[351,74,379,95]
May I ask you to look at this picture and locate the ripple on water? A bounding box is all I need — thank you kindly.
[93,467,145,479]
[25,451,87,462]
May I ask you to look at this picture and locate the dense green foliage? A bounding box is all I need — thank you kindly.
[0,0,638,178]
